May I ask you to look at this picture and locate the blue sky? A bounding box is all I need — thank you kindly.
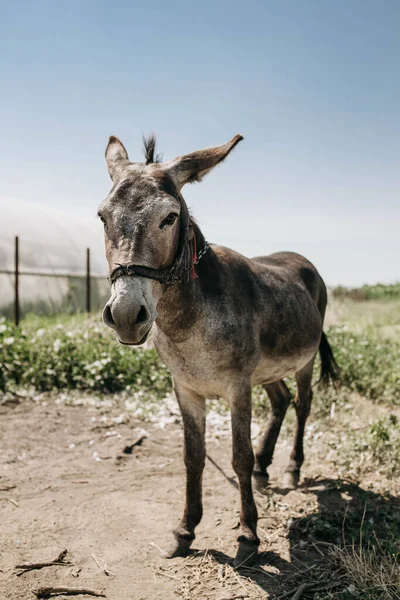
[1,0,399,285]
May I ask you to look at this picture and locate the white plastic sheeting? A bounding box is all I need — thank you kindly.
[0,196,109,316]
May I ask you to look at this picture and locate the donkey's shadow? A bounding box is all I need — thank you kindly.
[190,473,400,597]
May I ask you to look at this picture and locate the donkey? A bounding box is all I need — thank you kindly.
[98,133,339,567]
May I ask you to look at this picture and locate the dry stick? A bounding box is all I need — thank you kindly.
[148,541,166,556]
[233,551,257,570]
[231,568,251,595]
[290,583,313,600]
[239,564,275,578]
[35,587,106,598]
[91,554,115,577]
[342,502,349,547]
[278,584,314,600]
[307,535,334,548]
[0,496,18,507]
[278,581,339,600]
[0,484,17,491]
[359,501,368,557]
[311,541,325,558]
[306,582,341,595]
[16,550,71,575]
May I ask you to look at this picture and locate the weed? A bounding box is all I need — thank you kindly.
[335,416,400,478]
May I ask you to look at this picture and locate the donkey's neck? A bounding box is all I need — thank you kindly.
[154,219,212,341]
[189,218,207,270]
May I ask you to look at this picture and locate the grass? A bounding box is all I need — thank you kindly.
[332,282,400,301]
[332,544,400,599]
[0,313,171,396]
[334,415,400,478]
[326,296,400,337]
[2,311,400,404]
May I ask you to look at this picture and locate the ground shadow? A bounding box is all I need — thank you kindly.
[191,468,400,598]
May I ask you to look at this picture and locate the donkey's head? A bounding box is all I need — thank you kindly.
[99,134,243,345]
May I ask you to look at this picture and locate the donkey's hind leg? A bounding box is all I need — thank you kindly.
[282,359,314,490]
[253,380,292,489]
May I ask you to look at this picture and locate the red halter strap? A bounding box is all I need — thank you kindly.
[190,234,199,279]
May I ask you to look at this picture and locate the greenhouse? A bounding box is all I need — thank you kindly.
[0,196,109,318]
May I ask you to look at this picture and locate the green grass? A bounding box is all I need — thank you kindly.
[333,282,400,301]
[0,314,171,396]
[2,311,400,406]
[339,415,400,478]
[327,326,400,404]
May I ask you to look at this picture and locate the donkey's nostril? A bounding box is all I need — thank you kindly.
[103,303,149,331]
[136,305,148,325]
[103,303,116,328]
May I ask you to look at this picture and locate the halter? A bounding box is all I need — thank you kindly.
[108,229,210,286]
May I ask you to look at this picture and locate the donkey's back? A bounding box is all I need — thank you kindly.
[252,250,327,314]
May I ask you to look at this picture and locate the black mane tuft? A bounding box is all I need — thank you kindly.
[143,134,162,165]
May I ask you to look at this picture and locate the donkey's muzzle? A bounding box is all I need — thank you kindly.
[102,300,152,345]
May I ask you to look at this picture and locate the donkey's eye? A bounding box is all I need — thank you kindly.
[97,213,106,226]
[160,213,178,228]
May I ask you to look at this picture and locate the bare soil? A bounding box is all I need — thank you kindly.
[0,397,397,599]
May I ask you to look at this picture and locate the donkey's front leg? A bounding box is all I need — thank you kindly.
[164,382,206,558]
[230,384,260,567]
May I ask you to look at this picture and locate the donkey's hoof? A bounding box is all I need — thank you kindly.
[233,542,258,568]
[252,470,269,492]
[161,541,192,559]
[282,470,300,490]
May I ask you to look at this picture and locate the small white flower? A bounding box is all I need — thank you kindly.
[3,337,15,345]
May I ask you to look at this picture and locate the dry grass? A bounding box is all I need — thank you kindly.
[331,543,400,600]
[154,548,347,599]
[325,296,400,334]
[154,551,270,599]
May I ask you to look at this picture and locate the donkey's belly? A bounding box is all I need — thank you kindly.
[251,342,318,385]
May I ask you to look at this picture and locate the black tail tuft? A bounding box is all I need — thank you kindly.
[318,331,340,388]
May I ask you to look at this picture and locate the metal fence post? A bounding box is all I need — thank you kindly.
[86,248,91,313]
[14,236,20,326]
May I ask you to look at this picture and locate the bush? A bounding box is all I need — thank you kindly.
[0,317,171,396]
[1,318,400,406]
[326,326,400,404]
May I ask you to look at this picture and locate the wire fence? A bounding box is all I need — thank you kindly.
[1,236,108,325]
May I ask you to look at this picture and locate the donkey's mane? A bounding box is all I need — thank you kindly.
[143,134,162,165]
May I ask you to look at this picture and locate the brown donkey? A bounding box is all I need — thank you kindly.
[98,134,339,566]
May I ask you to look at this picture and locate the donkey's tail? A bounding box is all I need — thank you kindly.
[318,331,340,388]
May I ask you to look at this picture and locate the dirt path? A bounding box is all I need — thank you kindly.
[0,398,396,599]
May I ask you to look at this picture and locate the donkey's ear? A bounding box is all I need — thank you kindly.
[105,136,130,181]
[163,134,243,190]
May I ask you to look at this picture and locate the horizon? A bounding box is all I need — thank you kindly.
[1,1,399,286]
